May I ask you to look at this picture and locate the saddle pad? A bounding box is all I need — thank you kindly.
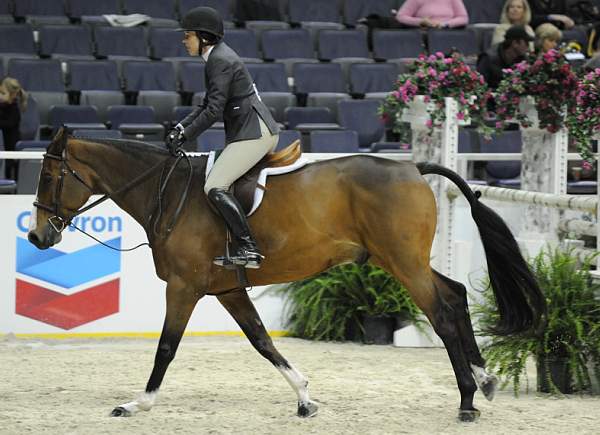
[205,151,309,216]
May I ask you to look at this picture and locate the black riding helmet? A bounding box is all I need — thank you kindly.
[179,6,224,43]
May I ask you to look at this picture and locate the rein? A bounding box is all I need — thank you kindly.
[34,145,193,251]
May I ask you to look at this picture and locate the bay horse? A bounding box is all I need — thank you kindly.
[27,129,545,422]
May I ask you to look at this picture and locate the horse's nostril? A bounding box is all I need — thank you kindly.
[28,231,41,247]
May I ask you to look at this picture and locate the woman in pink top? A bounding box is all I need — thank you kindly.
[396,0,469,28]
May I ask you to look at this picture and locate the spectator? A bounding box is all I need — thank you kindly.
[529,0,575,29]
[535,22,563,52]
[492,0,535,47]
[395,0,469,28]
[477,25,534,88]
[0,77,28,180]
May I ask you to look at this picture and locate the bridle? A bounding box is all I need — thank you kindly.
[33,144,170,236]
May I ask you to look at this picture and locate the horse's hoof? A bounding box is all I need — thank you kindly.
[481,375,499,401]
[297,400,318,418]
[110,406,131,417]
[458,408,480,422]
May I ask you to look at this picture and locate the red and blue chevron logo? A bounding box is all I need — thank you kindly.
[15,237,121,329]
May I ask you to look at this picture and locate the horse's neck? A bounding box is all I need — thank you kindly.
[74,139,163,229]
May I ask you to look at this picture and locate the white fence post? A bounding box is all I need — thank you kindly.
[404,97,461,277]
[517,97,568,255]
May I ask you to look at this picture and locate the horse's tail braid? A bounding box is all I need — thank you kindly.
[416,162,546,336]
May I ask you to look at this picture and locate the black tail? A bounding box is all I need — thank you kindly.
[417,162,546,335]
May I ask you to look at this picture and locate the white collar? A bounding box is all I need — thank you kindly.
[202,45,215,62]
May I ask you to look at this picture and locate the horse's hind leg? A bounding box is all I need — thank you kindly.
[432,270,498,401]
[217,289,318,417]
[111,279,199,417]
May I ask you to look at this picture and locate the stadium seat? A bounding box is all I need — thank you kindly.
[0,24,37,67]
[0,179,17,194]
[13,0,65,18]
[197,129,226,152]
[107,105,164,141]
[261,92,296,123]
[310,130,359,153]
[8,59,64,92]
[20,95,41,140]
[72,129,123,139]
[288,0,342,24]
[180,0,233,22]
[479,131,522,188]
[121,0,177,21]
[262,29,314,60]
[301,22,346,50]
[342,0,395,26]
[149,27,189,59]
[39,25,94,59]
[372,30,424,60]
[427,29,479,57]
[172,106,194,124]
[466,0,504,24]
[284,107,340,133]
[48,105,106,132]
[275,129,302,151]
[245,20,290,40]
[94,26,148,58]
[294,62,349,117]
[224,29,262,61]
[349,63,397,95]
[15,140,51,194]
[66,0,122,19]
[337,100,385,148]
[318,30,369,61]
[246,63,289,92]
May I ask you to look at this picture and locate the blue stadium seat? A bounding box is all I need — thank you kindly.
[15,140,50,151]
[8,59,64,91]
[13,0,65,17]
[337,100,385,148]
[49,105,106,132]
[123,61,177,92]
[172,106,193,124]
[275,129,302,151]
[179,62,206,93]
[0,179,17,194]
[107,105,156,128]
[15,140,51,194]
[479,131,522,188]
[121,0,177,19]
[342,0,395,26]
[39,25,94,58]
[285,107,336,128]
[293,63,346,94]
[20,95,40,140]
[224,29,261,60]
[66,0,121,18]
[372,30,424,60]
[180,0,232,21]
[197,129,226,152]
[310,130,359,153]
[0,0,12,15]
[261,29,314,60]
[72,129,123,139]
[349,63,397,94]
[68,60,120,91]
[465,0,504,24]
[427,29,479,57]
[318,29,369,60]
[245,63,288,92]
[149,27,188,59]
[288,0,342,24]
[94,26,148,58]
[0,24,36,54]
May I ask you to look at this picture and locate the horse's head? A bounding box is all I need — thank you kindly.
[28,129,95,249]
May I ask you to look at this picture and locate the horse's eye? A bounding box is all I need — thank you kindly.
[42,173,53,183]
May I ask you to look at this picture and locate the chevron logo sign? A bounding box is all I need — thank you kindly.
[15,220,122,329]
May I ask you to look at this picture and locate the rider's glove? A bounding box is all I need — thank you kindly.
[166,123,185,156]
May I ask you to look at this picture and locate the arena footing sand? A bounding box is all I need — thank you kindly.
[1,336,598,434]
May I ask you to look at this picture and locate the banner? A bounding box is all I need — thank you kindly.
[0,196,286,336]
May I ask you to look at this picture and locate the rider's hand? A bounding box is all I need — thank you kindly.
[166,124,185,156]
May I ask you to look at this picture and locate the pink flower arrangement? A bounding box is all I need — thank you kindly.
[379,52,493,136]
[566,68,600,163]
[495,49,579,133]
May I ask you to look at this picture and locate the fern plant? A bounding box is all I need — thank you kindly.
[472,246,600,395]
[278,263,422,342]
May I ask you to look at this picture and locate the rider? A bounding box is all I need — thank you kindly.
[167,6,280,269]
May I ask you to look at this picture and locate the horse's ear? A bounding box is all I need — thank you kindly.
[50,126,68,152]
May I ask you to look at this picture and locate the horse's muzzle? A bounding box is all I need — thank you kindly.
[28,226,62,250]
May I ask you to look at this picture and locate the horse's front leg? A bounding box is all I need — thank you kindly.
[217,289,318,417]
[111,277,199,417]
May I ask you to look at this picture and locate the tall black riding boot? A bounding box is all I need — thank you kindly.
[207,188,264,269]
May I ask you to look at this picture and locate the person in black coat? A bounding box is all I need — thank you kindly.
[0,77,27,180]
[166,7,280,270]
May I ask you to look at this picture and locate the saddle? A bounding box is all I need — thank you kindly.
[231,139,302,214]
